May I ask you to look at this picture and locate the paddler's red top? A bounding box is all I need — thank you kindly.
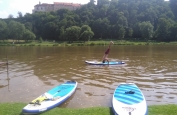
[105,48,110,54]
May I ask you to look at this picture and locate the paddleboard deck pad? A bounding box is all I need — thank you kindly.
[85,61,125,65]
[112,83,148,115]
[22,80,77,114]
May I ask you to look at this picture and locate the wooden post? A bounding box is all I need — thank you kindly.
[6,55,10,80]
[6,55,10,91]
[6,55,8,73]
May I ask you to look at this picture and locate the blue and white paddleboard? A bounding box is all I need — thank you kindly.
[112,83,148,115]
[22,80,77,114]
[85,60,125,65]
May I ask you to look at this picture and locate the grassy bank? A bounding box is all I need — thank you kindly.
[0,103,177,115]
[0,40,177,46]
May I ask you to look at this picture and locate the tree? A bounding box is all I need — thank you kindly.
[80,25,91,34]
[42,22,58,40]
[97,0,109,7]
[170,0,177,19]
[154,18,171,41]
[65,26,81,43]
[169,22,177,41]
[8,20,26,42]
[39,37,43,43]
[117,12,128,27]
[90,0,95,5]
[118,26,126,40]
[59,26,65,41]
[0,20,8,41]
[80,31,94,42]
[24,22,33,31]
[2,0,176,42]
[127,28,133,38]
[17,12,23,18]
[80,25,94,42]
[23,29,36,42]
[139,21,154,41]
[8,14,14,18]
[90,18,110,39]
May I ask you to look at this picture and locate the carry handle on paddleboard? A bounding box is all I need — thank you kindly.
[125,91,135,94]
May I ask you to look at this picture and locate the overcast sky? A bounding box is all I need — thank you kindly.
[0,0,90,19]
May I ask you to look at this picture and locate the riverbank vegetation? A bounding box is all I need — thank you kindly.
[1,0,177,43]
[0,40,177,47]
[0,103,177,115]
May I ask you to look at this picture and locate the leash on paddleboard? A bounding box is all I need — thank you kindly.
[29,82,74,104]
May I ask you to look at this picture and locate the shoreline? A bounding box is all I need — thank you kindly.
[0,40,177,47]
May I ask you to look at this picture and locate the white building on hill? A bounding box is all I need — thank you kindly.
[32,1,82,13]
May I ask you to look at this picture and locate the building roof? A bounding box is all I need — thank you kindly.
[34,3,52,7]
[34,2,81,8]
[54,2,81,6]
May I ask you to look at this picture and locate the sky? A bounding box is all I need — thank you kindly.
[0,0,90,19]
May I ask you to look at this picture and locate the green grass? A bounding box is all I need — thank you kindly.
[1,40,177,46]
[0,103,177,115]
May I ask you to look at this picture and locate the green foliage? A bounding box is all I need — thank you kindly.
[39,37,43,43]
[42,21,59,40]
[8,20,26,41]
[59,26,65,41]
[170,0,177,20]
[154,18,172,41]
[139,21,154,40]
[65,26,81,43]
[169,23,177,41]
[17,11,23,18]
[23,29,36,42]
[53,43,59,46]
[80,25,94,42]
[1,40,177,46]
[91,18,110,39]
[1,0,177,42]
[127,28,133,38]
[90,42,95,46]
[0,20,8,41]
[118,26,126,39]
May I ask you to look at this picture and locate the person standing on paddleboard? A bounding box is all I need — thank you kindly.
[102,41,114,63]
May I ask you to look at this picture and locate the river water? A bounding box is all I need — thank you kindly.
[0,45,177,108]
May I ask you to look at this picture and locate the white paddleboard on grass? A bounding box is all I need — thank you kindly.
[112,83,148,115]
[22,80,77,114]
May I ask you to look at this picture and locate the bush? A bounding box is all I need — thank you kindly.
[39,37,43,43]
[29,44,35,46]
[53,43,59,46]
[90,42,95,46]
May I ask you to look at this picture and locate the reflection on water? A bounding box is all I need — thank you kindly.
[0,45,177,108]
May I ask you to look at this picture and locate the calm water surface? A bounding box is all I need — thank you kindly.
[0,45,177,108]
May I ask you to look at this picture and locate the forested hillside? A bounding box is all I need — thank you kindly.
[0,0,177,42]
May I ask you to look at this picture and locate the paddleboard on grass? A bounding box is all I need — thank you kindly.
[22,80,77,115]
[112,83,148,115]
[85,60,125,65]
